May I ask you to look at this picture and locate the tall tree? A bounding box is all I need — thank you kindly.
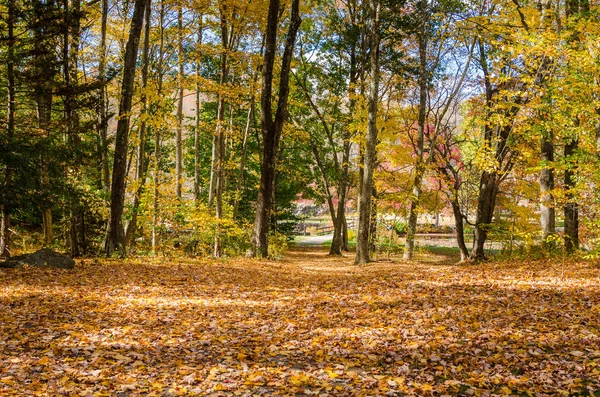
[212,0,234,257]
[355,0,380,264]
[1,0,16,257]
[539,130,555,241]
[403,0,428,260]
[125,0,152,246]
[249,0,301,258]
[563,0,588,253]
[533,0,556,244]
[98,0,110,190]
[105,0,147,257]
[176,0,184,199]
[330,0,359,255]
[233,102,255,220]
[469,37,523,261]
[152,1,167,252]
[194,14,204,205]
[62,0,83,257]
[32,0,59,246]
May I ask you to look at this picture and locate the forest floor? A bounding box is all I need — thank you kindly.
[1,248,600,396]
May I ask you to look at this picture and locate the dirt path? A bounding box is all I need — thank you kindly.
[293,234,334,247]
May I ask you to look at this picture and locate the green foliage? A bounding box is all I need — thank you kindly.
[393,221,407,236]
[268,233,288,260]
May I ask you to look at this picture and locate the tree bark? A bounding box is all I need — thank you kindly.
[152,2,166,252]
[404,0,427,261]
[233,103,254,220]
[63,0,83,257]
[194,16,203,204]
[310,140,337,228]
[250,0,301,258]
[1,0,16,258]
[355,0,380,265]
[33,2,56,246]
[98,0,110,190]
[330,5,357,255]
[368,191,378,255]
[539,132,555,241]
[176,1,184,199]
[536,0,556,244]
[125,0,152,247]
[105,0,147,257]
[329,148,348,256]
[564,138,579,253]
[213,3,232,258]
[450,198,469,262]
[562,0,582,254]
[471,171,498,260]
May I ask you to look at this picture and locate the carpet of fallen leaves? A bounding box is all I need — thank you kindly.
[1,248,600,396]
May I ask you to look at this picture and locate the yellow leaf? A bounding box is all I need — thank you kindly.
[151,382,164,389]
[0,377,15,385]
[421,383,433,391]
[290,374,309,386]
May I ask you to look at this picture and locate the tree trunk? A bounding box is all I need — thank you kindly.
[213,6,231,258]
[564,138,579,253]
[330,19,356,256]
[250,0,301,258]
[208,133,217,207]
[562,0,582,254]
[450,198,469,262]
[368,192,378,255]
[329,160,348,255]
[62,0,83,258]
[233,103,254,220]
[536,1,556,244]
[310,140,337,229]
[98,0,110,190]
[125,0,152,247]
[355,0,380,265]
[342,215,349,251]
[33,3,55,246]
[175,2,184,199]
[403,0,427,261]
[105,0,147,257]
[194,16,203,204]
[471,171,498,260]
[539,132,555,241]
[152,2,166,252]
[70,0,82,256]
[1,0,16,258]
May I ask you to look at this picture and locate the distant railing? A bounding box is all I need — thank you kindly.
[302,218,356,236]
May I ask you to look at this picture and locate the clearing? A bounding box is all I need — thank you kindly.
[1,248,599,396]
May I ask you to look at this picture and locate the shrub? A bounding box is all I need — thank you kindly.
[268,233,288,260]
[393,222,407,236]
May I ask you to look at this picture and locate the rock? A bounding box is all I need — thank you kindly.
[0,248,75,269]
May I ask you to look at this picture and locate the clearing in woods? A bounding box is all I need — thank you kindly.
[1,247,599,396]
